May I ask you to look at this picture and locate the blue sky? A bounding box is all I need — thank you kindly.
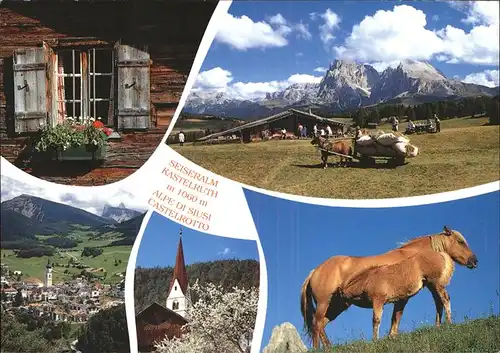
[135,211,259,268]
[193,1,499,100]
[243,189,500,350]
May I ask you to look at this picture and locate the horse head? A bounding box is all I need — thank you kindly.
[439,226,478,269]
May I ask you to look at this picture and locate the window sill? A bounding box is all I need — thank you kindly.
[107,131,122,141]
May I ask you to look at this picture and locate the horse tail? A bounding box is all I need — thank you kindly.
[300,269,316,339]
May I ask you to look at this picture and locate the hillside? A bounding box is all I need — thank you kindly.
[134,259,260,313]
[0,194,146,283]
[1,194,113,246]
[319,315,500,353]
[184,59,499,119]
[0,194,145,249]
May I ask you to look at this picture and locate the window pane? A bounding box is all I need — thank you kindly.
[64,77,81,100]
[63,77,74,100]
[59,51,74,74]
[92,101,112,125]
[93,49,113,73]
[92,76,112,100]
[65,102,81,119]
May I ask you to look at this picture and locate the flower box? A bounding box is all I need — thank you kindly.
[54,144,107,161]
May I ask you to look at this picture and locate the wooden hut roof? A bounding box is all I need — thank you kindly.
[196,108,352,142]
[136,302,188,325]
[136,302,188,350]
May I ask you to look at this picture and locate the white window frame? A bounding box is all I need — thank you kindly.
[53,47,115,126]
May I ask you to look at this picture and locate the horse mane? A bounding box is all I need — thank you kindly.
[397,235,430,249]
[397,229,466,252]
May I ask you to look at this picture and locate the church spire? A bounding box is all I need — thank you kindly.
[169,228,189,295]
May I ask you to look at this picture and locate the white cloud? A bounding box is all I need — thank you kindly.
[334,5,443,62]
[0,159,147,216]
[333,4,499,66]
[195,67,233,89]
[309,12,319,21]
[432,14,440,21]
[437,23,499,65]
[287,74,323,84]
[367,61,402,72]
[461,1,499,27]
[215,13,289,51]
[462,69,499,88]
[294,22,312,40]
[215,12,312,51]
[191,67,322,101]
[319,9,341,44]
[314,67,328,73]
[218,247,232,256]
[268,13,287,26]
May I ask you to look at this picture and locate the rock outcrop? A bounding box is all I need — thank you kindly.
[262,322,307,353]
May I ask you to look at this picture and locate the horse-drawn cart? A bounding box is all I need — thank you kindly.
[312,132,418,168]
[315,142,406,167]
[353,141,407,166]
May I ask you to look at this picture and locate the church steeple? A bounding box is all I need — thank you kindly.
[169,228,189,295]
[166,228,191,319]
[44,257,52,288]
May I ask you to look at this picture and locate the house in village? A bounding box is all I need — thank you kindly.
[194,108,353,144]
[0,0,217,186]
[136,231,191,352]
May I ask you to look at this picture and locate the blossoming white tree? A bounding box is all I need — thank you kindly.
[155,280,259,353]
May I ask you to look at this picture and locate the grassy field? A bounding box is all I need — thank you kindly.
[1,229,131,284]
[172,117,499,199]
[315,315,500,353]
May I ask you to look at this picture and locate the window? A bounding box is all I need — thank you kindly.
[12,43,151,134]
[174,286,177,291]
[172,300,179,310]
[55,48,114,126]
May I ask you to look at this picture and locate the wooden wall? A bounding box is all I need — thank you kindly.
[0,1,217,185]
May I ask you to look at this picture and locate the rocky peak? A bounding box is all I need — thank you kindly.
[266,83,319,101]
[322,60,380,89]
[262,322,307,353]
[394,59,446,81]
[101,203,140,223]
[3,194,45,222]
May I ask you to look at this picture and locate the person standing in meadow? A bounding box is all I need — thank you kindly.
[178,131,185,146]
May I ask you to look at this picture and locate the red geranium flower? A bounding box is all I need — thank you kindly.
[102,127,113,136]
[93,120,105,129]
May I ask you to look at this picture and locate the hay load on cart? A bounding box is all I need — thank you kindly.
[354,130,419,166]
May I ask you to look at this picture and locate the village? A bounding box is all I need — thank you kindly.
[0,259,125,324]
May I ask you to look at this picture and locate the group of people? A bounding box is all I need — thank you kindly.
[406,114,441,133]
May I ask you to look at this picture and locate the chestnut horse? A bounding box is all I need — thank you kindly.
[300,226,478,349]
[339,245,477,341]
[310,136,352,169]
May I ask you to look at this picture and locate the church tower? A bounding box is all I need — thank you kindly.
[166,229,191,319]
[44,258,53,288]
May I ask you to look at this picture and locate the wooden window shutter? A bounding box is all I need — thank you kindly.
[116,44,151,130]
[13,47,48,133]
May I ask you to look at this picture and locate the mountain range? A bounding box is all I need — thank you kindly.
[0,194,146,247]
[101,202,142,223]
[185,60,499,119]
